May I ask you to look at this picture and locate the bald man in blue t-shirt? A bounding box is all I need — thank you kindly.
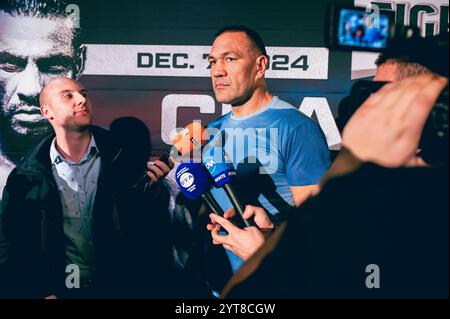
[205,26,331,272]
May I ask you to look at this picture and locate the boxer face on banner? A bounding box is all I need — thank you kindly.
[0,10,85,163]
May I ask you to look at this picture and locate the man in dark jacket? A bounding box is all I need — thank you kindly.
[0,77,176,298]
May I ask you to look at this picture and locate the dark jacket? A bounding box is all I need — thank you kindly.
[228,164,449,298]
[0,126,175,298]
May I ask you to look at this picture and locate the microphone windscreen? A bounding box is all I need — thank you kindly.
[175,161,212,200]
[172,122,208,156]
[202,146,236,188]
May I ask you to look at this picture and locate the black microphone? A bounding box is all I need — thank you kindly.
[201,145,257,228]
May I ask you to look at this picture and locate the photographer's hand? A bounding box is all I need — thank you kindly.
[319,74,447,191]
[342,73,447,168]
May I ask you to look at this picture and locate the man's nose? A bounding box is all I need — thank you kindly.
[211,61,226,78]
[16,60,42,106]
[75,92,87,107]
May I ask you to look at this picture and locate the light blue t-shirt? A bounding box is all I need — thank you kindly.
[207,96,331,272]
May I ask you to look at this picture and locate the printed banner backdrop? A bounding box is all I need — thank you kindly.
[0,0,448,199]
[79,0,349,157]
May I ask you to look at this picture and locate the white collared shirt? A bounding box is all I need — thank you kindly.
[50,135,101,281]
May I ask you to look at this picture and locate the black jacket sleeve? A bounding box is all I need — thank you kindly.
[0,169,25,297]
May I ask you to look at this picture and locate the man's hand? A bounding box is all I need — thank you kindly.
[342,74,448,167]
[146,158,174,186]
[206,205,275,260]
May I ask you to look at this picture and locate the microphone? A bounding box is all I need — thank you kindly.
[175,161,224,217]
[161,121,208,164]
[201,144,257,228]
[134,122,208,188]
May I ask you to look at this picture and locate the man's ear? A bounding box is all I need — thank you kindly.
[256,55,268,79]
[40,105,54,120]
[73,45,87,80]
